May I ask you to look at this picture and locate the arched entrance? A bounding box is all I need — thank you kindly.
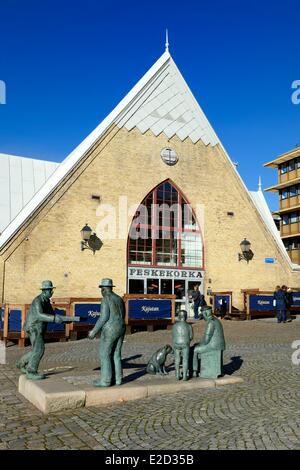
[127,180,204,313]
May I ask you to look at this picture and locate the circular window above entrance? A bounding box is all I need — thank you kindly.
[160,148,179,166]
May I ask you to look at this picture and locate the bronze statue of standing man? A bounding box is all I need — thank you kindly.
[88,279,125,387]
[16,280,64,380]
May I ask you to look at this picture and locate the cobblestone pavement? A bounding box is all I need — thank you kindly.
[0,319,300,450]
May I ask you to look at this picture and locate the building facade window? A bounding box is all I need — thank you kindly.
[290,212,298,224]
[282,214,289,225]
[289,160,295,172]
[290,186,297,198]
[128,181,203,269]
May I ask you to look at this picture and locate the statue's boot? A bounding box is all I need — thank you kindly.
[16,360,27,374]
[193,370,198,378]
[26,372,45,380]
[182,374,188,381]
[93,379,110,387]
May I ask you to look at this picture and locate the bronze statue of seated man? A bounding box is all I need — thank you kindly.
[172,310,193,381]
[193,306,225,379]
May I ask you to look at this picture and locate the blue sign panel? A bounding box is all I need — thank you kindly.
[46,308,65,332]
[74,303,101,325]
[265,258,275,264]
[0,307,4,331]
[249,295,274,311]
[128,299,172,320]
[8,309,22,332]
[214,295,230,313]
[292,292,300,306]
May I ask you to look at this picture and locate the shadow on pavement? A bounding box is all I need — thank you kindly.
[223,356,243,375]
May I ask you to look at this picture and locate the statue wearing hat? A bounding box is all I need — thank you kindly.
[16,280,64,380]
[88,278,126,387]
[193,306,226,379]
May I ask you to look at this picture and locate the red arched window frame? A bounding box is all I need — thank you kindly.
[127,180,204,270]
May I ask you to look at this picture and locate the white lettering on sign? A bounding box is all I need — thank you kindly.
[88,311,100,318]
[141,306,160,313]
[257,300,271,306]
[128,267,203,280]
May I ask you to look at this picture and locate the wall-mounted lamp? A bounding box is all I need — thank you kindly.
[80,224,102,255]
[238,238,254,263]
[207,286,213,296]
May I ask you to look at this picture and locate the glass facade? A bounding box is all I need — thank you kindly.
[128,181,203,269]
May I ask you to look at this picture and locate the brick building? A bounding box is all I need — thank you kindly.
[1,48,299,310]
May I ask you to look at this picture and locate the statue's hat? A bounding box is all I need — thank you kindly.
[98,278,115,288]
[40,280,56,290]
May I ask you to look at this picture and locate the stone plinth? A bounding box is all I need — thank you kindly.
[18,373,244,414]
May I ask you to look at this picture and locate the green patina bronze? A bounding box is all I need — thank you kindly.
[172,310,193,381]
[146,345,173,376]
[193,306,226,379]
[88,279,125,387]
[16,280,64,380]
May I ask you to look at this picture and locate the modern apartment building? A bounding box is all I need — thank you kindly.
[264,146,300,264]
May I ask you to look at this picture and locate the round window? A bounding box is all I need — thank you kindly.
[160,148,179,166]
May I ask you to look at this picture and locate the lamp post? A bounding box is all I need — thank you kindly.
[81,224,95,254]
[238,238,254,263]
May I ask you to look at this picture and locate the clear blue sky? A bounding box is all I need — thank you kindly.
[1,0,300,211]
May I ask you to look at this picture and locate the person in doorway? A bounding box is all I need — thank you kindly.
[191,284,206,320]
[273,285,287,323]
[219,299,227,320]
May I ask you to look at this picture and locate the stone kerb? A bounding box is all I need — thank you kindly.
[18,374,244,414]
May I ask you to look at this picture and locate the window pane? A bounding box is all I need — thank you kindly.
[289,160,295,171]
[282,190,288,200]
[290,212,298,224]
[290,186,297,197]
[282,215,289,225]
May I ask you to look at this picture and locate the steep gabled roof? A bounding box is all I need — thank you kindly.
[0,50,220,249]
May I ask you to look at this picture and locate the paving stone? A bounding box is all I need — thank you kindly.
[0,320,300,449]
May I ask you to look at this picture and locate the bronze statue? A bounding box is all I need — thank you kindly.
[16,281,64,380]
[146,345,173,376]
[193,306,225,379]
[172,310,193,381]
[88,279,125,387]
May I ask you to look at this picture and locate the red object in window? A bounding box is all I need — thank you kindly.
[175,284,183,289]
[151,283,159,289]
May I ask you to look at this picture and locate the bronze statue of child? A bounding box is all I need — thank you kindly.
[172,310,193,381]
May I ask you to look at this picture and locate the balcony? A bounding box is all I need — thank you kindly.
[281,222,300,237]
[280,196,300,210]
[287,248,300,265]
